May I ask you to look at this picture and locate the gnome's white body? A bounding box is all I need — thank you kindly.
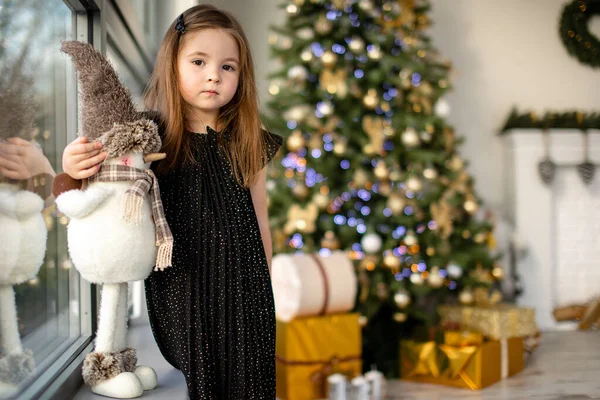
[0,182,47,396]
[56,154,157,284]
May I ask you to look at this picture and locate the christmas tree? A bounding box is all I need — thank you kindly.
[265,0,502,376]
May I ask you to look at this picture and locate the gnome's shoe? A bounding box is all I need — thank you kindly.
[133,365,157,391]
[91,372,143,399]
[83,351,143,399]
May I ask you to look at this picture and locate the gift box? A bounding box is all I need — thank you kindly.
[438,304,537,340]
[276,313,362,400]
[400,331,524,390]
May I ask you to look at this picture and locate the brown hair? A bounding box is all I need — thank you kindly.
[144,4,265,187]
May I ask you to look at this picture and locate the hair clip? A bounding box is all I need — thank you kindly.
[175,13,185,34]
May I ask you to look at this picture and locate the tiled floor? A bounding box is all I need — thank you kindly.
[74,322,600,400]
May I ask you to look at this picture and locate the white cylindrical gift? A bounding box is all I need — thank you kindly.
[327,373,348,400]
[349,376,369,400]
[272,251,357,321]
[364,370,385,400]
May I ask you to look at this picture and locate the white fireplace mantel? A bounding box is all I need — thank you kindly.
[503,129,600,330]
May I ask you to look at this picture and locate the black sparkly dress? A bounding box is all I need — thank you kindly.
[144,123,282,399]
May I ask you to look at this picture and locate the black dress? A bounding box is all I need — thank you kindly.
[144,124,282,399]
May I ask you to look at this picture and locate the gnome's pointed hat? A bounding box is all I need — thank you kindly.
[0,80,35,141]
[60,41,161,158]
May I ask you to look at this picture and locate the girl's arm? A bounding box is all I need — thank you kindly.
[250,166,273,274]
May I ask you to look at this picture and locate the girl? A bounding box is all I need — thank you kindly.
[61,4,282,399]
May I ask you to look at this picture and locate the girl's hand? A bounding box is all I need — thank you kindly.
[0,137,54,180]
[62,136,107,179]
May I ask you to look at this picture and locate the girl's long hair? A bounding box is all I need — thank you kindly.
[144,4,265,187]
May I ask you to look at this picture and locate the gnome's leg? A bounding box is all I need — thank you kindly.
[83,283,143,398]
[0,284,35,393]
[115,283,158,391]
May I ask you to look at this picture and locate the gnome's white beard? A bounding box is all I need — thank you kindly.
[57,180,157,284]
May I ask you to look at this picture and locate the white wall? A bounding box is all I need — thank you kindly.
[182,0,600,213]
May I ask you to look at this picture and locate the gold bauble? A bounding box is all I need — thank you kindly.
[300,49,313,62]
[367,44,382,60]
[349,36,365,53]
[292,183,309,199]
[321,230,341,249]
[286,130,305,151]
[426,247,436,256]
[428,267,445,288]
[363,89,378,109]
[378,181,391,196]
[286,4,299,15]
[333,141,347,155]
[313,192,330,209]
[474,232,487,244]
[316,15,333,35]
[358,315,368,327]
[387,192,405,215]
[459,289,474,305]
[401,128,420,148]
[464,197,479,214]
[374,161,389,180]
[389,169,402,182]
[393,312,408,323]
[448,155,464,171]
[358,0,374,11]
[394,289,411,308]
[406,176,423,192]
[353,169,369,186]
[383,252,401,269]
[404,230,418,246]
[492,265,505,280]
[423,166,438,180]
[322,50,338,67]
[410,273,424,286]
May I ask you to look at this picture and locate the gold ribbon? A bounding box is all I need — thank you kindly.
[402,341,440,378]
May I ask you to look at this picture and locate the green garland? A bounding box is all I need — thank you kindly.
[559,0,600,68]
[500,108,600,132]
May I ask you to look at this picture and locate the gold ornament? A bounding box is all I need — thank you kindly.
[423,166,438,180]
[474,232,487,244]
[332,0,347,9]
[459,289,474,305]
[320,68,348,98]
[393,312,408,323]
[406,176,422,192]
[389,169,402,182]
[410,273,424,285]
[286,130,305,151]
[379,0,416,34]
[443,127,455,153]
[383,252,401,269]
[426,247,435,256]
[378,181,391,196]
[394,289,411,308]
[448,154,464,171]
[292,182,309,199]
[284,203,319,234]
[348,36,365,53]
[333,140,347,155]
[286,3,299,14]
[492,265,505,280]
[367,44,382,60]
[404,230,418,246]
[313,192,330,209]
[284,104,311,121]
[374,161,389,180]
[407,89,433,115]
[363,89,379,109]
[464,195,479,214]
[462,230,471,239]
[300,49,313,62]
[268,81,281,96]
[387,192,405,215]
[427,267,445,288]
[316,15,333,35]
[401,128,420,148]
[470,265,494,284]
[321,50,338,67]
[321,230,341,249]
[353,169,369,186]
[358,0,374,11]
[430,199,454,239]
[362,115,385,156]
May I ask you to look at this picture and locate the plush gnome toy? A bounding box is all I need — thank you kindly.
[53,41,172,399]
[0,81,48,396]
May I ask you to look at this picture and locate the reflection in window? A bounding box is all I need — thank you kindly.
[0,0,80,397]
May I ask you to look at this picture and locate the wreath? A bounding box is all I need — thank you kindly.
[559,0,600,68]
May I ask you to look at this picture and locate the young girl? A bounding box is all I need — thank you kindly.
[61,5,282,399]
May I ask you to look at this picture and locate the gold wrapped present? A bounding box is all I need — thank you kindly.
[438,304,537,340]
[276,313,362,400]
[400,334,524,390]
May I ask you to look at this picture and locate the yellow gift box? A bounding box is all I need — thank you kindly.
[400,333,524,390]
[276,313,362,400]
[438,304,537,340]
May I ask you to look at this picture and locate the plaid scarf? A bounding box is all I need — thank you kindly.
[89,164,173,271]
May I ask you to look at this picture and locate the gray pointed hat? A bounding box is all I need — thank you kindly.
[60,41,161,158]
